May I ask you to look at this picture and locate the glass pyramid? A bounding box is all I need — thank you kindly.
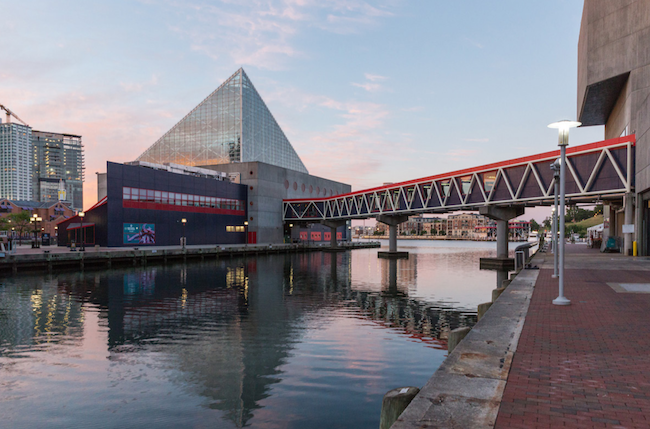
[137,68,308,173]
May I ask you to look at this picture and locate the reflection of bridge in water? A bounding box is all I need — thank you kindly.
[0,253,476,428]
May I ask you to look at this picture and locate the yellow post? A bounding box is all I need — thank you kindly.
[633,241,638,256]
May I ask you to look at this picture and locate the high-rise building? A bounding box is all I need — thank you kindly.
[31,131,84,211]
[0,120,32,201]
[137,68,308,174]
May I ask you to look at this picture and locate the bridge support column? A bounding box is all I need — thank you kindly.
[479,205,524,288]
[389,224,398,252]
[624,192,634,256]
[377,215,409,259]
[321,220,346,252]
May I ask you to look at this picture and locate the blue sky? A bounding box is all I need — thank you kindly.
[2,0,601,220]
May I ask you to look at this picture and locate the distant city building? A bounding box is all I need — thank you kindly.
[0,121,32,201]
[31,130,84,211]
[447,213,488,239]
[0,198,74,238]
[475,220,530,241]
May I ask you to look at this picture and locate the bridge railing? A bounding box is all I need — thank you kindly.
[283,135,635,221]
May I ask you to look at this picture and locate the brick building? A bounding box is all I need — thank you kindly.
[0,198,75,240]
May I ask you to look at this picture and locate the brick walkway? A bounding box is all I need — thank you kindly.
[496,245,650,428]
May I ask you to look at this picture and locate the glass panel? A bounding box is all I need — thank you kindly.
[136,69,307,173]
[441,181,450,196]
[460,176,472,194]
[483,172,496,192]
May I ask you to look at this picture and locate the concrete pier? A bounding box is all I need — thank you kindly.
[0,241,380,274]
[377,214,409,259]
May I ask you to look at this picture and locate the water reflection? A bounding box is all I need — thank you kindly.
[0,246,489,429]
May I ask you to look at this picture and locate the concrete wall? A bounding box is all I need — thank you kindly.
[200,162,351,243]
[578,0,650,253]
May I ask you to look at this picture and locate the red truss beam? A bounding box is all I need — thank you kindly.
[283,135,635,221]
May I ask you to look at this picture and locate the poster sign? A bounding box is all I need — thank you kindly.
[123,223,156,244]
[623,224,635,234]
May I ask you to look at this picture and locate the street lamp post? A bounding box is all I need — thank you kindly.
[550,159,560,278]
[181,218,187,250]
[548,120,581,306]
[37,217,42,249]
[244,221,248,247]
[31,214,37,248]
[79,212,85,251]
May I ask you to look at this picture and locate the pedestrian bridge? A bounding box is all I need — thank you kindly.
[283,135,634,222]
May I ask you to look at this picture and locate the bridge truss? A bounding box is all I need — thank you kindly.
[283,135,635,221]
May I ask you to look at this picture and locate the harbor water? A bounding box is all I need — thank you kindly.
[0,240,517,428]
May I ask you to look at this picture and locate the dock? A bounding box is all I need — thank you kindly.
[0,241,380,274]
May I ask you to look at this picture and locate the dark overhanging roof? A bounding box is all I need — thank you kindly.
[579,72,630,126]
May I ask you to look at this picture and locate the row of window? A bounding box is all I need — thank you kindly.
[226,226,245,232]
[123,187,244,211]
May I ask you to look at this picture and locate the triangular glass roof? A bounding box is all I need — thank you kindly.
[137,68,308,173]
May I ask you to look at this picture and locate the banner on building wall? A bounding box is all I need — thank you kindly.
[123,223,156,244]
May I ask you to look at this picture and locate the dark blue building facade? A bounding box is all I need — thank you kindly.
[58,162,248,247]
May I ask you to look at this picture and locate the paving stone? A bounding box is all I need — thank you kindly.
[495,244,650,429]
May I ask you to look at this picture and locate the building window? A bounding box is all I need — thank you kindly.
[122,187,244,214]
[226,225,245,232]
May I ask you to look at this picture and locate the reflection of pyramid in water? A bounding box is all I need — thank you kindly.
[137,68,308,173]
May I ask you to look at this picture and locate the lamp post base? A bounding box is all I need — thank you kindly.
[552,296,571,306]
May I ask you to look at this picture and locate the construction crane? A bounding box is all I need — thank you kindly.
[0,104,29,126]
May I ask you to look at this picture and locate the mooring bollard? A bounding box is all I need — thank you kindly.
[477,302,492,321]
[448,326,471,354]
[379,386,420,429]
[492,287,506,302]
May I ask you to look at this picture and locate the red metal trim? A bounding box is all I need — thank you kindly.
[87,196,107,211]
[67,224,95,231]
[284,135,635,202]
[123,200,245,216]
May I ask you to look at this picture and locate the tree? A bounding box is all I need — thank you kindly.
[9,211,32,244]
[0,216,9,232]
[542,217,552,229]
[530,219,540,231]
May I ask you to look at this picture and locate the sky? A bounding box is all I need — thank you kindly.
[2,0,603,222]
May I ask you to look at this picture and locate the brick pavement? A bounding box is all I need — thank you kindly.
[496,244,650,428]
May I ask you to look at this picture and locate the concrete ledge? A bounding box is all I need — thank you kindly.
[0,242,381,274]
[479,257,515,271]
[323,247,347,252]
[390,264,540,429]
[378,251,409,259]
